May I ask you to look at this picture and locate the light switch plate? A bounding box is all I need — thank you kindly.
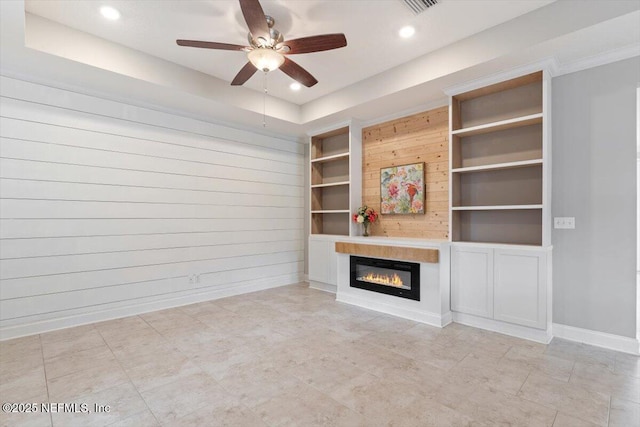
[554,217,575,229]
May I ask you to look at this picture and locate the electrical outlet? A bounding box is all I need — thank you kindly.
[554,217,575,229]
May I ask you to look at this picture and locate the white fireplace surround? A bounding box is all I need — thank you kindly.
[334,237,451,327]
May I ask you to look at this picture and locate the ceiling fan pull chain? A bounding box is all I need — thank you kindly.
[263,70,268,127]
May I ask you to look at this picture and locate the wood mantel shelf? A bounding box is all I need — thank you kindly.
[335,242,439,264]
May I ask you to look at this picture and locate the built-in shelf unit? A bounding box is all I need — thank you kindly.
[310,123,362,236]
[447,67,552,341]
[308,122,362,293]
[450,71,549,246]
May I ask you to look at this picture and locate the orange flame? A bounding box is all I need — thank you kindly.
[359,272,405,288]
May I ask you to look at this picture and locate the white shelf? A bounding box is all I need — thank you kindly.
[311,152,350,163]
[452,113,543,137]
[310,181,350,188]
[311,210,350,214]
[310,124,359,237]
[452,159,543,174]
[452,205,543,211]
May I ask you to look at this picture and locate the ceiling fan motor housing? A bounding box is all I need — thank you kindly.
[248,16,283,48]
[176,0,346,87]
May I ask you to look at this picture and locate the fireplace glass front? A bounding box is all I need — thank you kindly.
[350,256,420,301]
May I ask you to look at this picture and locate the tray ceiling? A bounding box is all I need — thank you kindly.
[1,0,637,137]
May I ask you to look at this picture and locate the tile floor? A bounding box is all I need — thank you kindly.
[1,283,639,427]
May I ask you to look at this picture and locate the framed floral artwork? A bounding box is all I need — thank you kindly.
[380,163,425,214]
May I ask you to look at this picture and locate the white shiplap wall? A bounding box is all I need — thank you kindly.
[0,76,304,339]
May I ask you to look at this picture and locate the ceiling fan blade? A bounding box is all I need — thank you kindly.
[280,57,318,87]
[283,34,347,54]
[176,40,247,51]
[231,62,258,86]
[239,0,270,43]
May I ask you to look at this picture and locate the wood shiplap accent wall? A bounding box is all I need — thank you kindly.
[362,106,449,239]
[0,76,304,338]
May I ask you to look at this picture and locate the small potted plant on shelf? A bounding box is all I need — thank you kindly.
[353,205,378,237]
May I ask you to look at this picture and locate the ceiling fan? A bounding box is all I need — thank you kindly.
[176,0,347,88]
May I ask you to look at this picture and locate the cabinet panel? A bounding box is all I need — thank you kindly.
[308,238,338,286]
[308,239,328,283]
[326,244,338,286]
[494,250,546,329]
[451,247,493,318]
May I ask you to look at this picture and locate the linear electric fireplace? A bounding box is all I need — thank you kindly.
[350,256,420,301]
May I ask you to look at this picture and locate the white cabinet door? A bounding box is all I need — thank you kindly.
[326,242,338,286]
[451,247,494,318]
[494,249,546,329]
[308,239,329,283]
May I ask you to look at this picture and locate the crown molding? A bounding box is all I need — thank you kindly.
[305,120,356,138]
[360,97,448,129]
[554,43,640,77]
[442,58,556,97]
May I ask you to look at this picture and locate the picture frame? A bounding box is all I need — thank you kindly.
[380,162,425,215]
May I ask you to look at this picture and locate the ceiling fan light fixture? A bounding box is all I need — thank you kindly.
[248,48,285,72]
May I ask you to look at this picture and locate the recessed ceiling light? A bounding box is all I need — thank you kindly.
[290,82,302,91]
[100,5,121,21]
[399,25,415,38]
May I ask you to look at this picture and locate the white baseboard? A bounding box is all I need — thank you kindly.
[452,312,553,344]
[552,323,640,355]
[308,281,337,294]
[441,310,453,328]
[336,293,450,328]
[0,274,301,341]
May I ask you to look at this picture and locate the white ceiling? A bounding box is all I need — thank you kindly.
[1,0,638,138]
[23,0,556,105]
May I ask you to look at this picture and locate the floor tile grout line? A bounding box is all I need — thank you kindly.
[6,284,634,426]
[40,333,123,400]
[516,370,532,396]
[295,374,378,423]
[38,333,54,427]
[41,343,115,382]
[96,321,163,427]
[567,359,577,383]
[167,339,273,426]
[516,392,564,421]
[40,326,107,363]
[212,366,296,427]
